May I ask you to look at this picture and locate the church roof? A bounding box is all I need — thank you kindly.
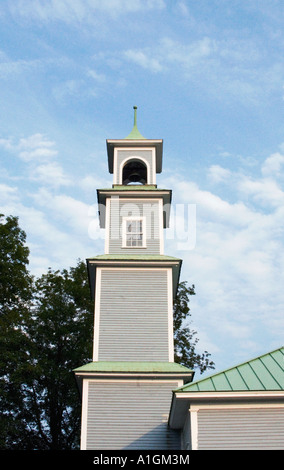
[176,346,284,393]
[106,106,163,173]
[73,362,194,394]
[74,361,192,374]
[87,254,181,262]
[169,346,284,430]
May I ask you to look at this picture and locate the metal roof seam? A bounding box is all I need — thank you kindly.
[235,367,249,391]
[223,372,234,391]
[248,361,266,390]
[260,354,283,390]
[171,346,284,393]
[271,349,284,372]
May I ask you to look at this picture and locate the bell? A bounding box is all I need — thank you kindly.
[122,159,147,185]
[129,172,141,183]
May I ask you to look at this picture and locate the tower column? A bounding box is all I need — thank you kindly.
[74,108,193,450]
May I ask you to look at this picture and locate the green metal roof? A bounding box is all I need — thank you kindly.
[111,185,158,190]
[99,186,168,191]
[74,361,193,374]
[177,346,284,392]
[124,106,146,140]
[87,254,181,262]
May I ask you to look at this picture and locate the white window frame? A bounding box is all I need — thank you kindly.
[122,216,146,248]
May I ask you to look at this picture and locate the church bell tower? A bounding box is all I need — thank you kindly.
[74,107,193,450]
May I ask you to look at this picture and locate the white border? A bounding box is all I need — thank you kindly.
[159,198,164,255]
[190,409,198,450]
[80,379,89,450]
[104,197,110,254]
[167,268,174,362]
[93,267,174,362]
[93,268,102,361]
[113,147,156,185]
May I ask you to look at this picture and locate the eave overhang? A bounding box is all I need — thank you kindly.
[97,188,172,228]
[73,361,194,396]
[169,390,284,429]
[106,139,163,174]
[86,255,182,300]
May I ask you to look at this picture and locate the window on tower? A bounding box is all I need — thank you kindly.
[122,217,146,248]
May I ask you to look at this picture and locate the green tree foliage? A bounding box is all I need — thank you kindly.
[174,281,215,374]
[18,263,93,449]
[0,214,34,448]
[0,214,94,449]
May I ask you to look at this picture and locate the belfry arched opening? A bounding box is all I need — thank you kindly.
[122,159,147,185]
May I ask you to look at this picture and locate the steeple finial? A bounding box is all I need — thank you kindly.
[124,105,145,140]
[133,105,137,126]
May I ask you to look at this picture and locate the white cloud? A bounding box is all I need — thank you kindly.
[0,183,19,202]
[0,133,72,188]
[19,204,91,273]
[87,69,107,83]
[0,133,58,162]
[34,188,92,235]
[19,148,58,162]
[123,50,164,73]
[261,152,284,177]
[18,133,55,150]
[207,165,232,184]
[0,137,14,151]
[121,34,284,103]
[237,176,284,208]
[0,186,98,275]
[163,150,284,367]
[124,37,215,74]
[0,53,43,79]
[79,175,110,194]
[30,162,71,187]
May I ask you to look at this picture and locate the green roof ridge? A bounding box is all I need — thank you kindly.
[87,254,182,261]
[111,185,158,190]
[98,187,170,191]
[74,361,193,374]
[176,345,284,392]
[124,106,146,140]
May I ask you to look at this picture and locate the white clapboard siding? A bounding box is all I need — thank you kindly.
[86,380,181,450]
[197,407,284,450]
[108,198,161,254]
[98,269,170,361]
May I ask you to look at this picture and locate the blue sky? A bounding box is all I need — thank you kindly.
[1,0,284,374]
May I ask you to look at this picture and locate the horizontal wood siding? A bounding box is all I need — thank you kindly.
[98,268,169,361]
[108,198,161,254]
[197,407,284,450]
[86,380,180,450]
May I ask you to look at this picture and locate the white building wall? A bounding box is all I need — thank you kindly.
[185,405,284,450]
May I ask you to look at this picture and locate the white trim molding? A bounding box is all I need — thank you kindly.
[113,147,156,185]
[93,268,102,361]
